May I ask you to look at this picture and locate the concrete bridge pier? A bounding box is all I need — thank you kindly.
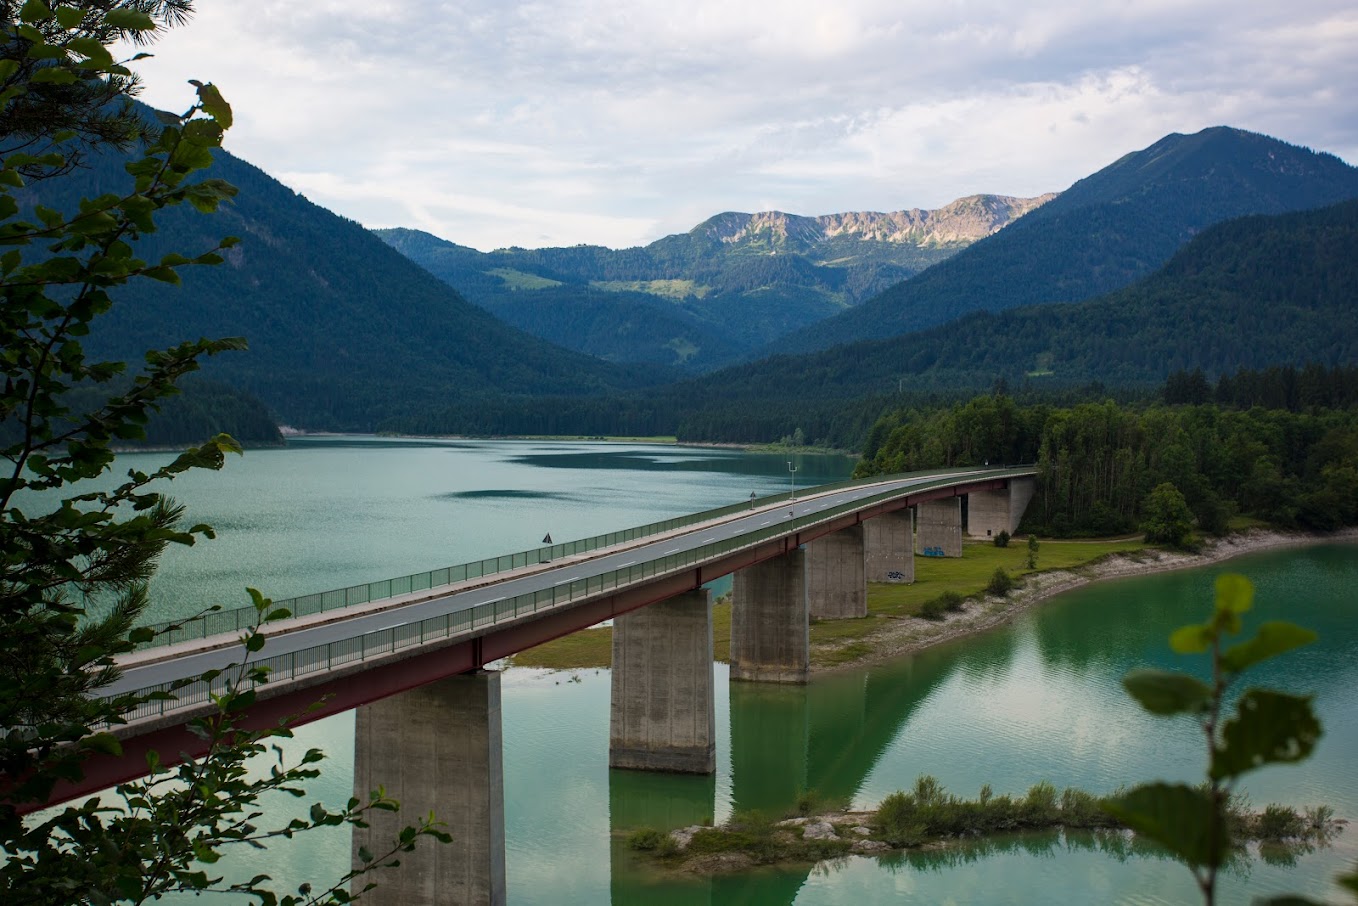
[352,671,506,906]
[610,588,716,773]
[730,548,809,684]
[967,478,1037,539]
[806,524,866,619]
[865,509,914,583]
[916,499,963,557]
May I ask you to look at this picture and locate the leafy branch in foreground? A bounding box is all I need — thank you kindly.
[1,4,448,900]
[4,590,450,905]
[1104,573,1327,905]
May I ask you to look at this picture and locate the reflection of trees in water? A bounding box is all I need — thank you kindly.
[875,827,1275,877]
[729,650,960,816]
[1030,570,1205,675]
[937,617,1022,685]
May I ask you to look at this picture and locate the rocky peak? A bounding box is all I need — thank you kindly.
[691,193,1057,252]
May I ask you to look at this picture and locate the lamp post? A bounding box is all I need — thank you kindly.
[787,460,797,501]
[749,491,757,510]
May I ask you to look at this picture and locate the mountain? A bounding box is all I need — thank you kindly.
[769,127,1358,355]
[375,194,1051,370]
[24,119,667,431]
[665,198,1358,405]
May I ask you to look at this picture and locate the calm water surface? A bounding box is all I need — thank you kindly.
[110,438,1354,905]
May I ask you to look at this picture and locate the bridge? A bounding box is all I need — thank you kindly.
[44,465,1037,904]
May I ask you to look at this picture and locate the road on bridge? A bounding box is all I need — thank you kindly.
[106,467,1014,700]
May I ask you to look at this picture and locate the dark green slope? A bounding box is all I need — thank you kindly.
[771,127,1358,355]
[375,209,965,368]
[24,141,663,430]
[668,199,1358,403]
[377,227,746,369]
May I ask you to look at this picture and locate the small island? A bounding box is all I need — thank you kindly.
[627,776,1343,875]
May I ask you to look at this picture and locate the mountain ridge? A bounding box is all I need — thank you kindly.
[375,192,1052,370]
[684,193,1056,255]
[767,126,1358,357]
[30,109,667,431]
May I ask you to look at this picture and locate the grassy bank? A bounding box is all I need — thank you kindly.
[507,537,1147,670]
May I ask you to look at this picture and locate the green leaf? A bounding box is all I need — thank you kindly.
[194,82,233,129]
[55,6,84,28]
[1102,782,1227,869]
[1214,573,1253,616]
[1212,689,1322,780]
[1221,621,1317,674]
[105,8,155,30]
[84,732,123,757]
[31,68,78,85]
[142,266,182,284]
[244,632,266,653]
[19,0,52,24]
[1122,669,1211,716]
[1169,623,1212,654]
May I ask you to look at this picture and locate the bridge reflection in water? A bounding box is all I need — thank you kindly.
[604,652,953,906]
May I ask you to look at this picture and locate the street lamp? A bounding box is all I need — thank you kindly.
[787,460,798,501]
[749,491,757,510]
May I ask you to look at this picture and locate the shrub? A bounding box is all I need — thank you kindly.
[986,567,1014,597]
[1060,787,1116,828]
[939,591,965,612]
[874,791,924,846]
[918,597,946,620]
[628,828,667,851]
[994,530,1011,548]
[792,789,827,817]
[1021,781,1059,825]
[1305,804,1335,831]
[1256,804,1306,840]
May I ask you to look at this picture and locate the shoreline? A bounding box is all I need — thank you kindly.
[811,527,1358,675]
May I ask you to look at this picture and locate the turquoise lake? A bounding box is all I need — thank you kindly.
[85,437,1355,904]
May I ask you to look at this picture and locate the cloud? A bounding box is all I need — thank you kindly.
[127,0,1358,249]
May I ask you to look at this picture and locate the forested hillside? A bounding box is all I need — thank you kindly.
[667,198,1358,407]
[376,194,1049,369]
[772,127,1358,355]
[24,114,666,430]
[380,199,1358,446]
[855,375,1358,535]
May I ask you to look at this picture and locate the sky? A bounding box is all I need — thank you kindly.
[128,1,1358,252]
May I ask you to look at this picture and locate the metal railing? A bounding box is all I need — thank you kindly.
[113,467,1035,723]
[133,466,988,650]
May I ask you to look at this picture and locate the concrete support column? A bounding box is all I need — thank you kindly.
[610,588,715,774]
[864,510,914,583]
[966,478,1038,538]
[729,548,809,684]
[916,499,963,558]
[352,671,505,906]
[806,524,866,619]
[966,489,1011,540]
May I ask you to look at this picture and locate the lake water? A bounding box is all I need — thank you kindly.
[98,437,1356,904]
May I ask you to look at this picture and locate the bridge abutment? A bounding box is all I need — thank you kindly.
[806,524,866,619]
[864,509,913,583]
[916,499,963,557]
[610,588,716,773]
[352,670,506,906]
[730,548,810,684]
